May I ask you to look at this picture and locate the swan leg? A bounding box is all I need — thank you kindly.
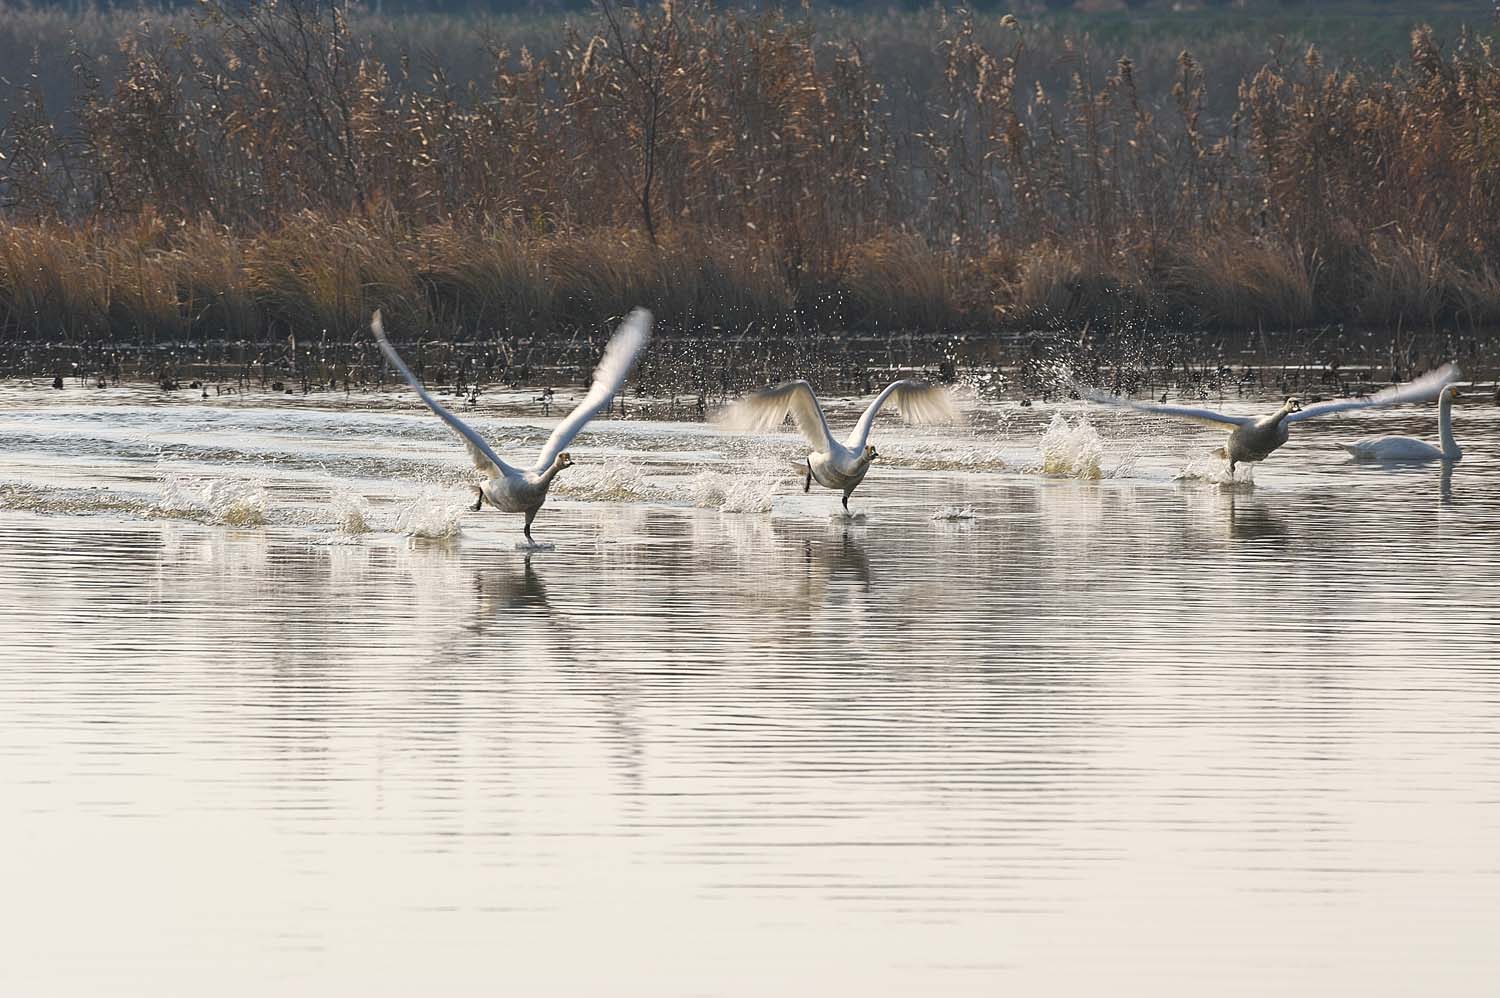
[472,487,484,512]
[804,460,812,494]
[523,505,540,541]
[842,491,851,512]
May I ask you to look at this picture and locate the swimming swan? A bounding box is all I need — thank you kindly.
[1073,364,1457,472]
[721,379,956,510]
[1339,384,1463,462]
[371,308,652,541]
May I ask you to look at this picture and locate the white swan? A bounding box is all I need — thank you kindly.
[371,308,652,541]
[1339,384,1463,461]
[720,379,956,511]
[1073,364,1458,473]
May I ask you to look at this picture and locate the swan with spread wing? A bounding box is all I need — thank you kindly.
[720,379,956,511]
[371,308,651,541]
[1072,364,1458,472]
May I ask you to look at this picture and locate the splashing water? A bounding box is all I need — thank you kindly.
[931,505,976,521]
[554,461,667,502]
[155,476,267,526]
[1175,452,1256,488]
[394,489,465,539]
[689,467,788,514]
[1036,413,1105,480]
[331,490,374,534]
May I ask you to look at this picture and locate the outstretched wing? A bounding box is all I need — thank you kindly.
[1072,381,1252,428]
[533,308,653,472]
[719,380,836,452]
[1286,363,1459,423]
[845,379,957,450]
[371,310,514,477]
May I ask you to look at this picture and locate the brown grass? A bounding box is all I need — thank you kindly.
[2,2,1499,342]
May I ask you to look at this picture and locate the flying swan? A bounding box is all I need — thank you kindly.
[720,379,956,511]
[371,308,652,541]
[1339,383,1463,462]
[1072,364,1457,472]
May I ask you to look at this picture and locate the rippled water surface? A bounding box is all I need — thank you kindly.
[2,382,1498,996]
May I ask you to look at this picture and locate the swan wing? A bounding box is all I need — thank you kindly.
[1073,382,1252,427]
[533,309,653,473]
[845,379,957,449]
[1287,363,1459,423]
[719,380,836,452]
[371,310,514,477]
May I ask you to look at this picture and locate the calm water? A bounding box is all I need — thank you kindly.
[2,381,1498,996]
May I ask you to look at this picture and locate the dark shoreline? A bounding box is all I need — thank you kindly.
[7,324,1490,407]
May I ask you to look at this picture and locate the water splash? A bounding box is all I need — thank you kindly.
[689,467,788,513]
[931,504,976,521]
[394,489,465,538]
[1175,452,1256,489]
[156,476,267,526]
[553,461,667,502]
[331,490,374,534]
[1036,412,1105,480]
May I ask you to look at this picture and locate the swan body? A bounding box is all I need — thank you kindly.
[1074,364,1458,472]
[1339,385,1462,462]
[721,379,956,510]
[371,308,652,540]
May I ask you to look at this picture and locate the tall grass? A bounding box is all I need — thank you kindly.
[2,0,1498,344]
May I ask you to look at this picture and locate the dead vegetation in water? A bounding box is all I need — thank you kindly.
[1,1,1498,343]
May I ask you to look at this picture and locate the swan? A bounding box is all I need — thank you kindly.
[371,308,652,541]
[1339,384,1463,462]
[720,379,956,511]
[1073,364,1457,472]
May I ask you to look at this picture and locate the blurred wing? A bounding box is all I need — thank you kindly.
[1073,382,1251,427]
[371,310,512,477]
[1287,363,1459,423]
[719,380,835,452]
[846,379,957,449]
[533,308,652,472]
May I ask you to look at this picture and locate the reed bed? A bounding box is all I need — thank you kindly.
[2,0,1498,352]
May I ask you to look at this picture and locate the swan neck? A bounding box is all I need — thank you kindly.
[540,464,564,487]
[1439,393,1460,458]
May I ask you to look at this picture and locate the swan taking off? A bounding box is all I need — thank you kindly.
[1340,384,1463,462]
[371,308,652,541]
[1073,364,1457,473]
[720,379,956,511]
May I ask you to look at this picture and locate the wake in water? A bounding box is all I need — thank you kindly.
[881,445,1008,473]
[156,476,268,526]
[1032,412,1141,481]
[1036,412,1105,479]
[688,460,790,513]
[331,490,374,534]
[393,488,466,539]
[1173,452,1256,489]
[553,460,669,503]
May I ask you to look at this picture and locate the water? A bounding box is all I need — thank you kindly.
[2,382,1498,996]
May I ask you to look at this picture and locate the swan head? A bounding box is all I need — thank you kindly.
[1442,385,1463,402]
[863,445,879,464]
[553,452,574,472]
[1283,395,1304,413]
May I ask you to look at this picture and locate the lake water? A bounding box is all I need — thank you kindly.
[2,380,1497,996]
